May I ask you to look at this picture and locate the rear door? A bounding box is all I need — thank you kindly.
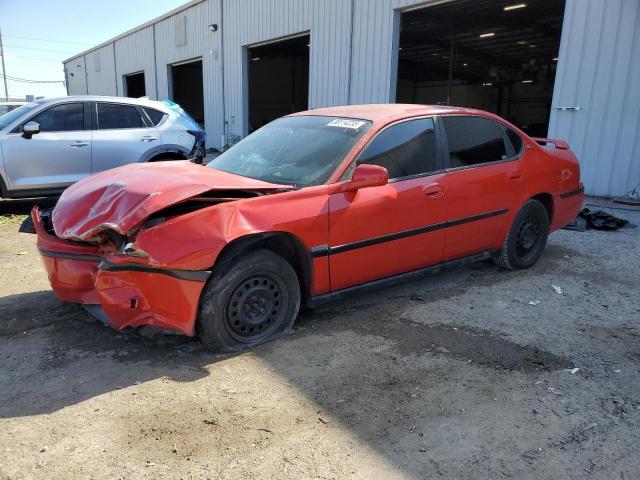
[1,101,91,191]
[90,102,160,173]
[440,115,526,260]
[328,117,448,290]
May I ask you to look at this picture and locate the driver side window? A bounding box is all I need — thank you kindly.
[342,117,439,181]
[30,103,85,132]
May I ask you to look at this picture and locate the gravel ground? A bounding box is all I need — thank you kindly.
[0,198,639,480]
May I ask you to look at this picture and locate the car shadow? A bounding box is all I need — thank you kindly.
[0,197,57,216]
[0,259,517,420]
[0,244,582,478]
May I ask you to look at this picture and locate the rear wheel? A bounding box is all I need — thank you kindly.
[494,199,549,270]
[197,249,301,352]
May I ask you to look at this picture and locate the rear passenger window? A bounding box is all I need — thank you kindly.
[97,103,144,129]
[143,107,166,126]
[442,116,508,168]
[504,126,524,156]
[354,118,439,180]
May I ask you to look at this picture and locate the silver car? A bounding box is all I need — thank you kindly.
[0,96,205,199]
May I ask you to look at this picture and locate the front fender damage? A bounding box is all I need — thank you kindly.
[33,189,286,336]
[34,171,324,337]
[32,206,212,336]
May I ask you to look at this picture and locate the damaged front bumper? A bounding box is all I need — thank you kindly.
[31,207,209,336]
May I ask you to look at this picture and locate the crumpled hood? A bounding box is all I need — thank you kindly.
[53,161,288,240]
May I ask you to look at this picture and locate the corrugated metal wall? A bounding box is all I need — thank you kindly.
[64,55,87,95]
[84,43,118,95]
[62,0,639,196]
[153,0,224,146]
[222,0,352,137]
[64,0,224,147]
[114,26,157,99]
[548,0,640,197]
[349,0,436,104]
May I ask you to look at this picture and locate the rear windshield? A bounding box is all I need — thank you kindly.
[208,115,371,187]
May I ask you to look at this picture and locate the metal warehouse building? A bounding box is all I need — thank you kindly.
[63,0,640,197]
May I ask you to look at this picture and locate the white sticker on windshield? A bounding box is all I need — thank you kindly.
[327,118,366,130]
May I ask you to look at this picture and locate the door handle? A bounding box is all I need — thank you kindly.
[554,106,581,111]
[422,184,445,199]
[70,141,89,148]
[141,136,157,142]
[508,171,524,182]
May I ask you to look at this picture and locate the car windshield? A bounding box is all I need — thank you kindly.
[0,103,39,131]
[208,115,371,187]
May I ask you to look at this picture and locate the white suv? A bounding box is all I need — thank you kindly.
[0,96,205,199]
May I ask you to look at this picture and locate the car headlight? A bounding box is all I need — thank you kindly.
[122,242,149,258]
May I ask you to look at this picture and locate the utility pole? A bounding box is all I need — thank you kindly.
[0,26,8,101]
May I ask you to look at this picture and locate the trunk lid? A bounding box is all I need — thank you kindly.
[53,161,289,240]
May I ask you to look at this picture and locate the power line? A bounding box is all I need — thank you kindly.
[1,74,65,84]
[3,44,77,55]
[0,54,62,63]
[1,34,93,47]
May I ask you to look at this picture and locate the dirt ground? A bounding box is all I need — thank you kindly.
[1,198,639,480]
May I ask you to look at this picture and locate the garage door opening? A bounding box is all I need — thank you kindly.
[170,59,204,127]
[247,34,309,133]
[124,72,146,98]
[396,0,565,137]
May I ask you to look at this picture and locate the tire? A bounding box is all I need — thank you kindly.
[494,199,549,270]
[148,153,186,162]
[0,175,7,199]
[197,249,301,352]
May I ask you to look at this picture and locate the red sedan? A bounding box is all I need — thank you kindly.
[31,104,584,351]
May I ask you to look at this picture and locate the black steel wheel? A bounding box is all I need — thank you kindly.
[225,274,288,343]
[198,249,301,352]
[495,199,549,270]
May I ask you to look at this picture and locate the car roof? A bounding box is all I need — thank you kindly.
[291,103,500,125]
[36,95,166,109]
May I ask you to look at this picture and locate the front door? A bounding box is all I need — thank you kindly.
[2,102,91,191]
[328,117,447,291]
[439,115,527,260]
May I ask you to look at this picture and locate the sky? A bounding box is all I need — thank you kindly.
[0,0,187,99]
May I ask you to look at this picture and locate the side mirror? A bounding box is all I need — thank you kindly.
[341,164,389,192]
[22,121,40,139]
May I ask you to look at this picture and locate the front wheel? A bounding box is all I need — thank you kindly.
[197,249,301,352]
[494,199,549,270]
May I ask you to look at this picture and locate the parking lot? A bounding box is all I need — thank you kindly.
[0,198,639,480]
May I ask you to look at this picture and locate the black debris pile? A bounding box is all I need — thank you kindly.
[564,208,630,232]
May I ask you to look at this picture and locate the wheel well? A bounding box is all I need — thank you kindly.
[531,193,554,222]
[148,151,187,162]
[213,232,312,297]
